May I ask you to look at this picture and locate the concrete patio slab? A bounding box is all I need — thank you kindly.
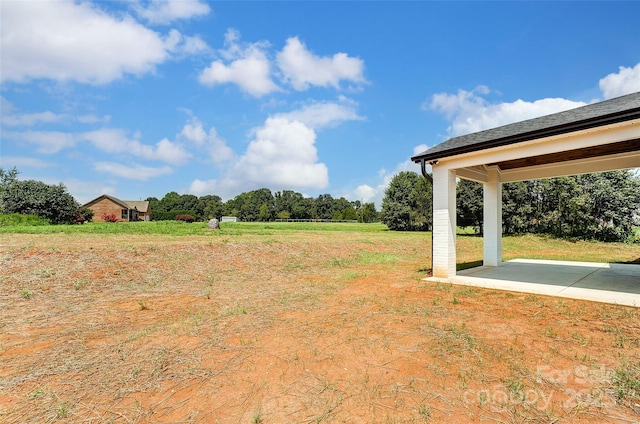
[425,259,640,307]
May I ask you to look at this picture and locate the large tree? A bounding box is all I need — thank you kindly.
[0,168,80,224]
[381,171,432,231]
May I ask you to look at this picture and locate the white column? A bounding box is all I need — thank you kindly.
[432,166,457,278]
[483,166,502,267]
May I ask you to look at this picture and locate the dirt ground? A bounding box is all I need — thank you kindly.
[1,231,639,423]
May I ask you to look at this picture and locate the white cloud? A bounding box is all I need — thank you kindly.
[3,130,78,154]
[277,37,366,91]
[199,29,279,97]
[207,129,235,164]
[179,117,234,164]
[188,99,367,198]
[353,184,377,203]
[134,0,211,25]
[2,111,66,127]
[81,129,191,165]
[5,127,191,166]
[188,178,221,197]
[599,63,640,100]
[427,86,587,136]
[233,102,367,189]
[95,161,172,180]
[76,114,111,124]
[234,117,328,188]
[0,0,201,84]
[1,98,111,126]
[188,117,328,198]
[0,156,54,169]
[180,118,208,146]
[274,98,364,129]
[154,138,193,164]
[163,29,210,56]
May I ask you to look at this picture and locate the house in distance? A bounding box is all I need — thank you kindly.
[84,195,151,222]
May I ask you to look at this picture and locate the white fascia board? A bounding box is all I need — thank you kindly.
[434,119,640,171]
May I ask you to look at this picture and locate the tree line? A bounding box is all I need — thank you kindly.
[381,170,640,243]
[0,167,380,224]
[147,189,379,223]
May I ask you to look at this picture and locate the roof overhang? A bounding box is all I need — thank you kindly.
[412,93,640,183]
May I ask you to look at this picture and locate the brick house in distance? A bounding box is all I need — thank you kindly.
[84,195,151,222]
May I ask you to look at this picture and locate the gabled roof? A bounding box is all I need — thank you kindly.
[412,91,640,163]
[84,194,131,209]
[83,194,149,212]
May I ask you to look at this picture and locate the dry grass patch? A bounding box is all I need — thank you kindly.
[1,230,639,423]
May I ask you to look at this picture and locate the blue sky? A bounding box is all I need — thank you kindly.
[1,1,639,207]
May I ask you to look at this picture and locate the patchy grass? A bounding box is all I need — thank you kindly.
[1,228,639,422]
[0,219,388,236]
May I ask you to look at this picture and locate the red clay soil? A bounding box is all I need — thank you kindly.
[1,232,639,423]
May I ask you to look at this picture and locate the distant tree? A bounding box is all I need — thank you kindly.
[275,190,312,219]
[454,171,640,242]
[342,206,358,221]
[539,171,640,242]
[230,188,274,221]
[502,181,535,235]
[456,179,483,233]
[196,195,224,220]
[178,194,198,211]
[0,167,19,187]
[357,202,378,223]
[294,197,316,219]
[259,203,270,221]
[381,171,432,231]
[145,196,161,219]
[160,191,181,211]
[315,194,335,220]
[0,167,20,213]
[150,192,204,220]
[277,210,291,220]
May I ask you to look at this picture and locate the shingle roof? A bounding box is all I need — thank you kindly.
[125,201,150,213]
[84,194,148,212]
[411,91,640,163]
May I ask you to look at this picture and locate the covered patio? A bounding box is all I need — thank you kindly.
[412,92,640,305]
[454,259,640,307]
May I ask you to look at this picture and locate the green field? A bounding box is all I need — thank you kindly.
[2,219,638,265]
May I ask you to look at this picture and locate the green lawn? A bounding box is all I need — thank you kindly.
[0,219,388,235]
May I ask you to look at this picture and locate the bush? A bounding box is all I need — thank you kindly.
[176,214,196,223]
[101,213,119,223]
[0,178,80,224]
[72,206,94,224]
